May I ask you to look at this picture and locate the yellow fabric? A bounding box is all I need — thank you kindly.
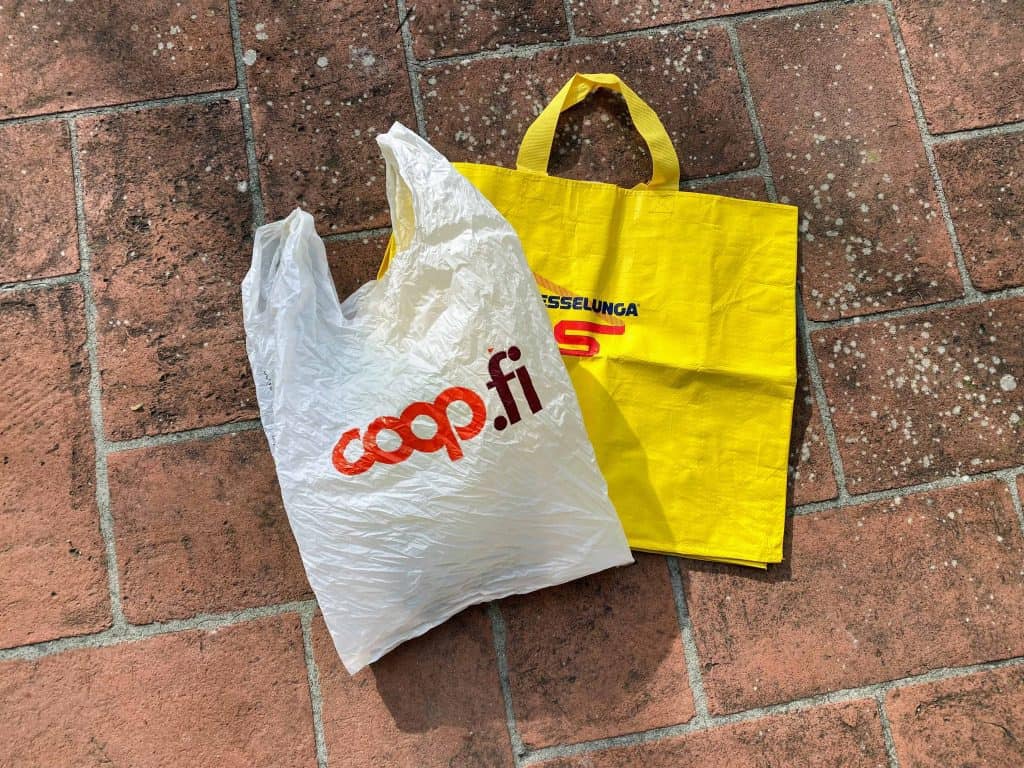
[516,73,680,191]
[380,74,798,567]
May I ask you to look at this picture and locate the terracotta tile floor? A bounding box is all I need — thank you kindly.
[1,1,1022,766]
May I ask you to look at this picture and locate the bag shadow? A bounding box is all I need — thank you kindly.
[679,519,795,585]
[371,553,686,744]
[786,333,816,508]
[368,367,685,741]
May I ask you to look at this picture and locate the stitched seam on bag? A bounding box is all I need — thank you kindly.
[629,537,775,565]
[454,161,797,211]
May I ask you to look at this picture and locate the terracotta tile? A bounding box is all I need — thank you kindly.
[0,286,109,649]
[0,122,78,283]
[689,174,767,201]
[813,298,1024,493]
[0,615,315,767]
[409,1,567,58]
[0,2,234,119]
[78,100,256,441]
[239,0,416,232]
[325,234,389,303]
[503,555,693,749]
[934,133,1024,291]
[540,700,886,767]
[739,5,961,320]
[887,665,1024,768]
[893,0,1024,133]
[421,28,757,184]
[314,609,513,767]
[789,405,838,506]
[107,431,309,624]
[571,0,818,36]
[790,342,838,506]
[683,480,1024,714]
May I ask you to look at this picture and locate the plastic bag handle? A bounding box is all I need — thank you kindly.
[515,73,681,191]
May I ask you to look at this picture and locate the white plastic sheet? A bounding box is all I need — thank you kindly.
[242,123,631,673]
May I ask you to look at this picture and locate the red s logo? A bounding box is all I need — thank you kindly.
[554,320,625,357]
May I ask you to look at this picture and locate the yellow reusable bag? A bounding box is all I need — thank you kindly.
[381,74,798,567]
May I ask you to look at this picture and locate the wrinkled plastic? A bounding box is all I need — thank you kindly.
[241,123,632,674]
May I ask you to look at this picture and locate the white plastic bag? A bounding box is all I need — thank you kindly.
[242,123,632,673]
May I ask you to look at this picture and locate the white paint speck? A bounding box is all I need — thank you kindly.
[242,49,258,66]
[237,180,249,193]
[317,55,329,68]
[999,374,1017,392]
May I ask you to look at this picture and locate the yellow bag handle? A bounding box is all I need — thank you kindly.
[516,73,681,191]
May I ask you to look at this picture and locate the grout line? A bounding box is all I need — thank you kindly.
[1004,468,1024,538]
[791,463,1024,518]
[0,272,82,294]
[797,299,852,499]
[561,0,578,40]
[0,90,240,128]
[794,238,849,497]
[0,0,881,144]
[722,16,848,498]
[666,558,711,724]
[682,166,765,191]
[928,119,1024,145]
[805,284,1024,332]
[418,36,581,69]
[520,718,706,764]
[299,606,330,768]
[488,603,527,766]
[322,226,393,244]
[522,654,1024,764]
[68,118,127,632]
[881,0,977,301]
[876,695,901,768]
[0,1,884,136]
[0,229,391,298]
[395,0,429,136]
[227,0,268,228]
[0,599,317,663]
[416,0,878,70]
[106,419,264,454]
[724,23,777,199]
[4,596,1020,762]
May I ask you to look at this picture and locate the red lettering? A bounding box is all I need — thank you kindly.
[331,428,375,476]
[331,386,488,476]
[434,386,487,443]
[553,320,625,358]
[364,416,415,465]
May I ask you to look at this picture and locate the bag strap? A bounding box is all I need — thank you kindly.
[515,73,681,191]
[377,122,468,254]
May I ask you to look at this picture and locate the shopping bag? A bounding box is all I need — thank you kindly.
[241,123,632,673]
[381,74,798,568]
